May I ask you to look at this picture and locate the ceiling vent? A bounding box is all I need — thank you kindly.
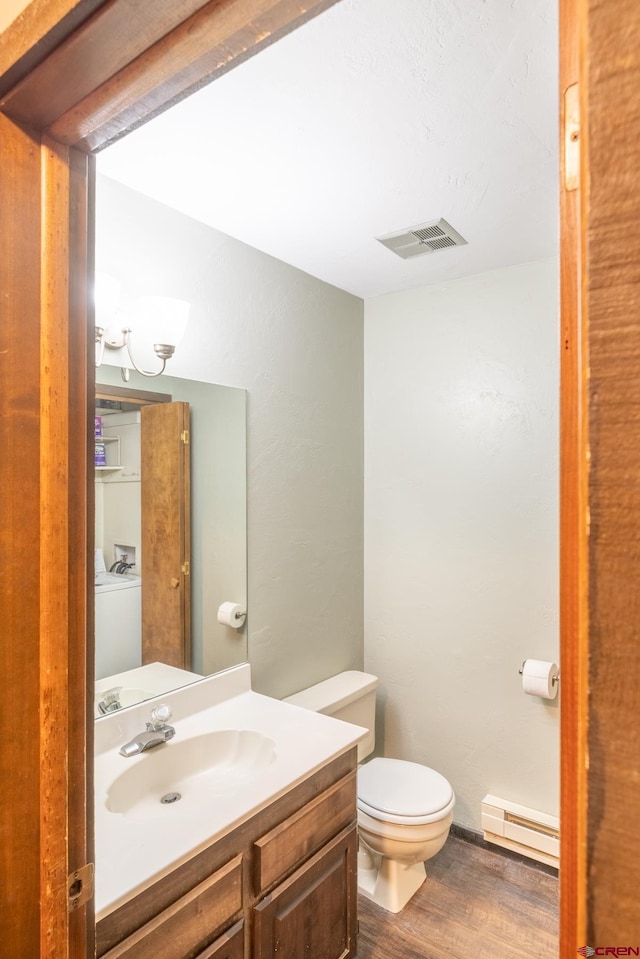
[376,218,467,260]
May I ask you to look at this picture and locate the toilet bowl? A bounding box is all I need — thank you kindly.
[356,756,455,912]
[284,671,455,913]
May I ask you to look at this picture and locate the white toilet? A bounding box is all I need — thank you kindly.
[284,670,455,913]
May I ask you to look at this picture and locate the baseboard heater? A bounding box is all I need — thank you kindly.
[481,794,559,868]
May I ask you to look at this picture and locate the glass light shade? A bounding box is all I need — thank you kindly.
[95,272,122,327]
[137,295,190,347]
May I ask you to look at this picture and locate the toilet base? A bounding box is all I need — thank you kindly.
[357,846,426,914]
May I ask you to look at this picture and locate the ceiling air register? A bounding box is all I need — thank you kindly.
[376,218,467,260]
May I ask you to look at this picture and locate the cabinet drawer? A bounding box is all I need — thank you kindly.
[253,771,356,892]
[195,919,244,959]
[253,824,358,959]
[102,855,243,959]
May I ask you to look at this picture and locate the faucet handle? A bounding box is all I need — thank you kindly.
[150,703,172,725]
[97,686,123,714]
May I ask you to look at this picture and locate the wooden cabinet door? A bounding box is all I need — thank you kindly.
[141,401,191,668]
[253,825,357,959]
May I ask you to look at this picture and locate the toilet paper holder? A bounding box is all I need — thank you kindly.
[518,661,560,686]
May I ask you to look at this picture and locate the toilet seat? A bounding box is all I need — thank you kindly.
[357,757,454,825]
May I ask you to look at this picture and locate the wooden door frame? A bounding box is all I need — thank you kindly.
[3,0,640,954]
[559,0,588,948]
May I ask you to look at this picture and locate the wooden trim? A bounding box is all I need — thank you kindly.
[0,0,106,97]
[1,0,341,154]
[68,146,95,957]
[0,111,43,959]
[96,384,173,406]
[558,0,588,952]
[51,0,341,152]
[40,132,74,958]
[0,118,94,958]
[1,0,217,129]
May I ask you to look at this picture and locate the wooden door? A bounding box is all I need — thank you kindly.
[577,1,640,941]
[141,402,191,669]
[253,826,357,959]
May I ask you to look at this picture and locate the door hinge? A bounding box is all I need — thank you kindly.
[181,561,190,576]
[181,429,189,445]
[68,863,94,912]
[564,82,580,191]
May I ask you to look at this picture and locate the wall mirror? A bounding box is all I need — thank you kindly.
[94,365,247,718]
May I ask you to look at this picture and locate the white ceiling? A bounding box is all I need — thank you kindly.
[97,0,558,300]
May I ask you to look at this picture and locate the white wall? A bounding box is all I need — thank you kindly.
[364,259,559,830]
[96,175,364,699]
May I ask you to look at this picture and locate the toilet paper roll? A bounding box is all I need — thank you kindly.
[217,601,246,628]
[521,659,559,699]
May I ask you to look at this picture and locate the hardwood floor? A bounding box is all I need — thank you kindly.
[356,835,558,959]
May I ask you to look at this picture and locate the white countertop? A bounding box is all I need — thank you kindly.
[94,664,365,920]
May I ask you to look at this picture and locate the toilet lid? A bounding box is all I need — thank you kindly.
[357,758,454,824]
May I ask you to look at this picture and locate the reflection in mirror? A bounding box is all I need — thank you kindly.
[95,367,247,717]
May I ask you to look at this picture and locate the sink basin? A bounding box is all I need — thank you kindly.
[106,729,276,818]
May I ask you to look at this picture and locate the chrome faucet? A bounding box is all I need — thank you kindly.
[119,704,175,757]
[97,686,123,715]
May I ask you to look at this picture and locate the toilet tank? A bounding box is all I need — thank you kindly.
[283,671,378,761]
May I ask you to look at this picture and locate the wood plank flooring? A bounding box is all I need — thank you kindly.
[356,835,558,959]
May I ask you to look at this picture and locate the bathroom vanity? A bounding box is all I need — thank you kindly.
[94,666,364,959]
[96,751,357,958]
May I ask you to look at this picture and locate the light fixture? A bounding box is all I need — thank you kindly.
[94,273,190,381]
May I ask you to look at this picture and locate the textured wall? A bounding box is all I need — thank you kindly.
[96,175,364,698]
[364,259,559,830]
